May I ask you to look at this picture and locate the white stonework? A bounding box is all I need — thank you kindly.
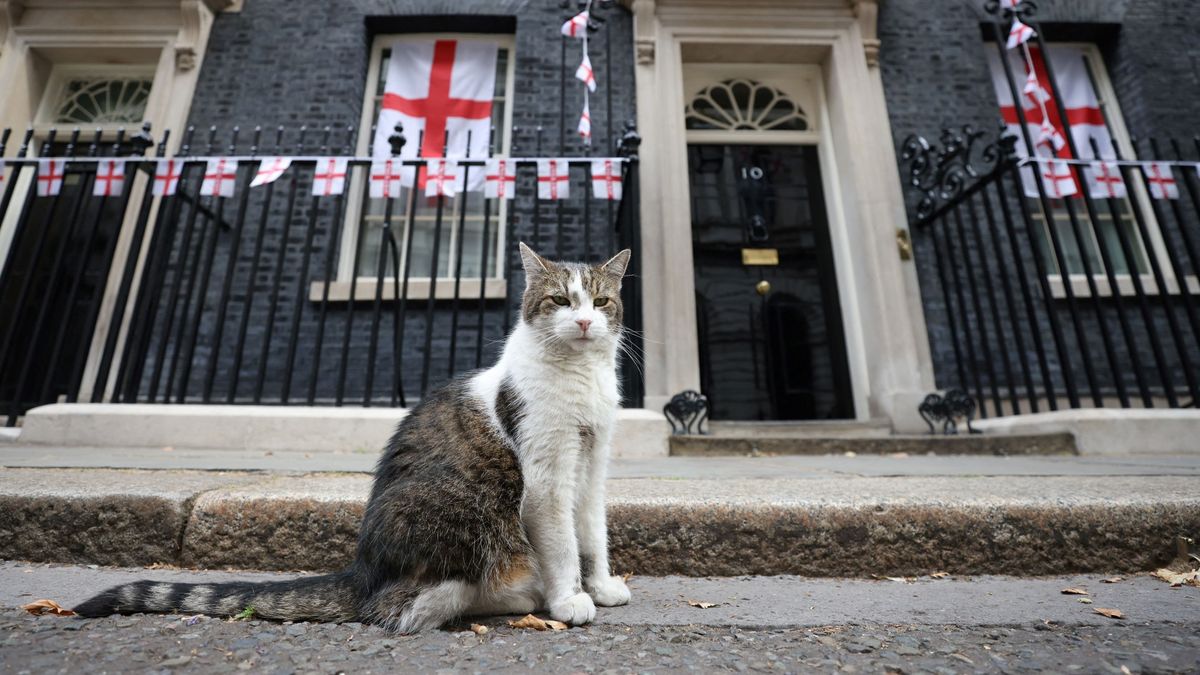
[974,409,1200,456]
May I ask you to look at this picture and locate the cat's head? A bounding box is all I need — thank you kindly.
[518,242,632,353]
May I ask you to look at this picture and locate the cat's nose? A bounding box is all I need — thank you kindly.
[575,319,592,333]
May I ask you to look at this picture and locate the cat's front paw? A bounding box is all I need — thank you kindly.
[549,592,596,625]
[585,575,631,607]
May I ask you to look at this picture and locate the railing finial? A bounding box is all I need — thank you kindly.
[128,121,154,157]
[616,119,640,159]
[388,122,406,157]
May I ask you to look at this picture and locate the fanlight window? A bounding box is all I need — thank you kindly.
[53,77,153,125]
[685,79,808,132]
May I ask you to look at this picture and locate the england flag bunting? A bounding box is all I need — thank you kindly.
[537,159,570,200]
[372,39,496,191]
[1006,18,1036,50]
[153,159,184,196]
[249,157,292,187]
[201,158,237,198]
[1039,159,1078,199]
[425,158,461,198]
[369,158,405,199]
[311,158,349,197]
[578,100,592,143]
[37,159,65,197]
[575,53,596,93]
[0,160,7,189]
[93,159,125,197]
[1000,0,1020,7]
[988,44,1114,198]
[484,158,517,200]
[561,11,588,38]
[590,158,622,200]
[1144,162,1179,200]
[1087,160,1126,199]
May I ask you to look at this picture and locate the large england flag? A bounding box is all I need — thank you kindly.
[372,39,497,191]
[987,44,1114,198]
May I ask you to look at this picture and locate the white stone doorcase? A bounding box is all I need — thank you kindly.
[630,0,937,431]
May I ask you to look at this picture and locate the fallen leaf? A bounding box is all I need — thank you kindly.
[21,599,76,617]
[1061,587,1089,596]
[885,577,915,584]
[929,572,950,579]
[1101,577,1123,584]
[621,572,634,582]
[1121,666,1133,675]
[469,623,488,635]
[1078,598,1093,604]
[161,446,174,452]
[1152,568,1200,587]
[686,600,718,609]
[1094,607,1125,619]
[508,614,567,631]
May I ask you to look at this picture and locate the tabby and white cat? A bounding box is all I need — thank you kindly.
[75,243,633,632]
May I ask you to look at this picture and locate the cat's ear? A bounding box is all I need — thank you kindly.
[519,241,554,278]
[600,249,632,278]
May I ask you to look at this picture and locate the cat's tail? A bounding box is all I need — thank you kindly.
[73,571,359,623]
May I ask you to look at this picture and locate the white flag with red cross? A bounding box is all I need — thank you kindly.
[93,159,126,197]
[369,159,405,199]
[575,53,596,93]
[0,160,6,190]
[1000,0,1020,7]
[536,159,570,200]
[424,158,462,198]
[37,159,65,197]
[561,11,588,38]
[578,100,592,144]
[484,158,517,200]
[988,44,1115,198]
[372,39,497,191]
[1144,162,1179,200]
[311,157,349,197]
[590,158,622,200]
[200,158,237,198]
[153,159,184,196]
[1086,160,1127,199]
[1006,18,1036,50]
[1039,159,1078,199]
[249,157,292,187]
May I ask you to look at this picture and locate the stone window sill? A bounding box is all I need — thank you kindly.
[308,278,507,303]
[1048,274,1200,299]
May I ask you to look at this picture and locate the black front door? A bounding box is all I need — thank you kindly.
[689,143,853,421]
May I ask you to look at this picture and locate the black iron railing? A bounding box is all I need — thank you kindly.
[0,123,643,425]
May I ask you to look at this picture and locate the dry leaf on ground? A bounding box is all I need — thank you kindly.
[508,614,567,631]
[621,572,634,582]
[1101,577,1123,584]
[1078,598,1093,604]
[21,599,76,617]
[1061,587,1089,595]
[1151,568,1200,587]
[686,600,718,609]
[930,572,950,579]
[469,624,488,635]
[1094,607,1125,619]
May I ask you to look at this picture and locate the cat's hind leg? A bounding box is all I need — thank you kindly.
[467,566,543,617]
[363,580,475,634]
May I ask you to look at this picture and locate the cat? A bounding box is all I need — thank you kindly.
[74,242,634,632]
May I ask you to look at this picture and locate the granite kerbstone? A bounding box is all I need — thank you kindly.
[668,433,1078,457]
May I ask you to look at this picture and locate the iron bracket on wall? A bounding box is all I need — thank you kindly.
[918,388,980,435]
[899,124,1018,226]
[664,389,709,435]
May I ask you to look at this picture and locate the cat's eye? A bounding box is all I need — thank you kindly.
[593,297,610,307]
[550,295,570,306]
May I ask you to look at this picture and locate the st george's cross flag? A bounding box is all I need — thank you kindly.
[201,158,237,198]
[249,157,292,187]
[153,160,184,196]
[1006,18,1036,50]
[1087,160,1127,199]
[988,44,1115,197]
[484,158,517,200]
[37,159,65,197]
[425,158,462,198]
[590,159,622,200]
[578,99,592,143]
[93,159,126,197]
[0,160,6,190]
[369,159,405,199]
[561,11,589,38]
[372,39,497,191]
[1039,159,1078,199]
[311,157,349,197]
[576,53,596,93]
[537,159,570,200]
[1143,162,1179,200]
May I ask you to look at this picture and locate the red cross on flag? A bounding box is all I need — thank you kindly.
[590,159,622,200]
[578,100,592,143]
[153,159,183,196]
[575,53,596,93]
[484,158,517,200]
[37,159,65,197]
[1037,119,1066,152]
[0,160,7,190]
[369,159,404,199]
[1144,162,1179,200]
[561,11,589,38]
[425,158,462,198]
[537,159,570,200]
[249,157,292,188]
[1000,0,1020,9]
[988,45,1114,198]
[373,39,497,191]
[201,158,237,198]
[312,158,349,197]
[1006,18,1036,50]
[1040,159,1078,199]
[93,159,126,197]
[1087,160,1127,199]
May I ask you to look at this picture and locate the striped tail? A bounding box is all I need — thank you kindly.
[73,572,358,623]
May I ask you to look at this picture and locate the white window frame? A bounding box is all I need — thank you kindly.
[321,32,516,302]
[34,63,158,133]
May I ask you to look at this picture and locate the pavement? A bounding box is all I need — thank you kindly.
[1,446,1199,577]
[1,562,1198,673]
